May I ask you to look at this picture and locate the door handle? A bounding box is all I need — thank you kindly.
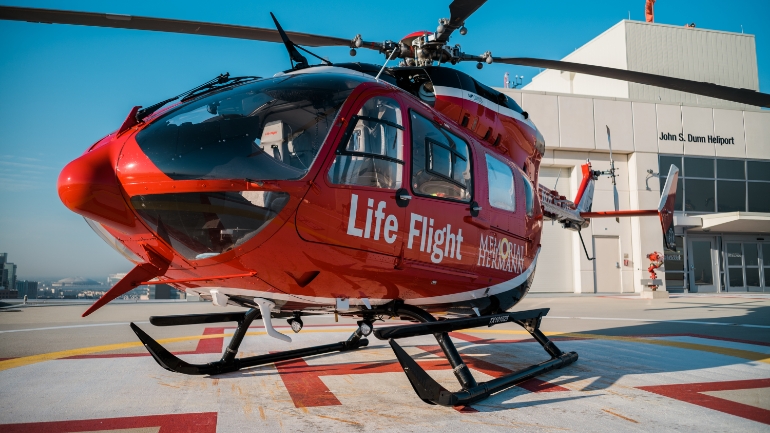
[395,188,411,208]
[469,200,481,217]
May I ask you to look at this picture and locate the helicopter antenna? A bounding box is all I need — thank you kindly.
[375,47,399,81]
[553,168,561,190]
[294,44,332,66]
[270,12,308,69]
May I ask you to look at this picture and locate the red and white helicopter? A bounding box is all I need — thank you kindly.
[3,1,767,406]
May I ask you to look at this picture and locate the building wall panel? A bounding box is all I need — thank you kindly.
[521,93,560,150]
[632,102,659,153]
[682,106,715,156]
[525,22,629,99]
[713,109,746,158]
[625,22,759,109]
[558,96,594,150]
[656,104,684,154]
[745,111,770,160]
[594,99,634,153]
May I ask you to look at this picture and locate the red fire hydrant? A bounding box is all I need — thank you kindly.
[646,251,664,291]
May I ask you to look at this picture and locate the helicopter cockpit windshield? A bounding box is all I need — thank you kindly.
[135,73,368,181]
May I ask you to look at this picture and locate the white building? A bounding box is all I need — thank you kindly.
[497,20,770,294]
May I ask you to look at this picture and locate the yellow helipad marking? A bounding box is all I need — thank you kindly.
[1,326,768,372]
[0,328,358,372]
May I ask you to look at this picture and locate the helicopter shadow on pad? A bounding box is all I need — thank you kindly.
[457,304,770,397]
[174,304,770,412]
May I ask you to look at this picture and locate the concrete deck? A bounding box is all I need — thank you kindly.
[1,294,769,432]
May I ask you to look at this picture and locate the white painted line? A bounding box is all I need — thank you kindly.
[548,316,770,329]
[0,322,150,334]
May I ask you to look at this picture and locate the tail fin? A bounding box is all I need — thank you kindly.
[573,162,597,213]
[658,165,679,250]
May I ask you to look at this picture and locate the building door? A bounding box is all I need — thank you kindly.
[401,108,478,277]
[725,241,770,292]
[688,237,718,293]
[530,167,574,293]
[593,236,621,293]
[663,236,686,292]
[764,244,770,293]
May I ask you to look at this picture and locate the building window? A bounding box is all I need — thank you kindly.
[748,161,770,213]
[410,111,472,202]
[659,156,770,214]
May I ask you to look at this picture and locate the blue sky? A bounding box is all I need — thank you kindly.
[0,0,768,279]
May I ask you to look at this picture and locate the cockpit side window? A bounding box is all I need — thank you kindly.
[410,110,472,202]
[327,96,404,190]
[522,171,534,216]
[486,154,516,212]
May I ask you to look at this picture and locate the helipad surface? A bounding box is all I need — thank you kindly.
[0,294,768,432]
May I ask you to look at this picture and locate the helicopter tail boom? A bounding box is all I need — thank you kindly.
[539,163,680,250]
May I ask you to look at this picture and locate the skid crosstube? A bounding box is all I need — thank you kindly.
[374,308,578,407]
[130,308,368,376]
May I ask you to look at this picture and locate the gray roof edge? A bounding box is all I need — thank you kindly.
[622,19,756,39]
[495,87,766,112]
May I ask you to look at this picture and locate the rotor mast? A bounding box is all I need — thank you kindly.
[350,0,494,69]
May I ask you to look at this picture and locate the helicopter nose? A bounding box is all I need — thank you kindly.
[58,141,139,233]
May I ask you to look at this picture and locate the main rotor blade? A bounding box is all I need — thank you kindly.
[436,0,487,42]
[0,6,351,47]
[448,0,487,28]
[494,57,770,108]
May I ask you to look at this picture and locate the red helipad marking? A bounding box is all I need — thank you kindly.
[0,412,217,432]
[639,379,770,425]
[274,342,570,409]
[274,357,406,407]
[194,326,228,353]
[417,344,514,378]
[446,334,572,393]
[454,405,479,413]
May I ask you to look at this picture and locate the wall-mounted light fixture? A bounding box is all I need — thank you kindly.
[645,169,662,191]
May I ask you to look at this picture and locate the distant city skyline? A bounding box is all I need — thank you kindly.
[1,0,767,277]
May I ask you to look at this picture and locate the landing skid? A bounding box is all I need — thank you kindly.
[129,309,368,376]
[130,303,577,406]
[374,306,578,406]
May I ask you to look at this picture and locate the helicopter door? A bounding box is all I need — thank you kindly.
[402,109,478,275]
[296,95,407,256]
